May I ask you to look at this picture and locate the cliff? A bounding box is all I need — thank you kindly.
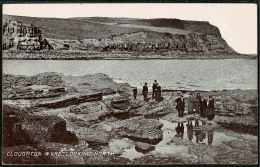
[2,19,52,50]
[2,15,237,56]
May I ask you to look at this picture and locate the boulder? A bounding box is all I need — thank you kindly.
[111,96,130,110]
[20,114,78,145]
[2,104,78,147]
[117,117,163,144]
[74,126,110,150]
[135,142,155,154]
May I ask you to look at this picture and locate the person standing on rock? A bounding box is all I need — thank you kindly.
[195,92,202,114]
[175,95,185,118]
[200,97,207,117]
[207,96,215,120]
[187,93,195,115]
[142,82,148,101]
[152,80,158,99]
[156,84,162,102]
[133,87,138,100]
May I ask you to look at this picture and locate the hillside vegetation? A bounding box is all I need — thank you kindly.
[3,15,239,58]
[3,15,146,40]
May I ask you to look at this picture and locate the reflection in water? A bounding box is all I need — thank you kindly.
[175,123,184,139]
[186,120,214,145]
[186,121,193,141]
[208,130,214,145]
[120,119,254,160]
[195,120,199,127]
[195,129,206,143]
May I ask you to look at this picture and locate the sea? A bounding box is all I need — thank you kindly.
[3,59,257,91]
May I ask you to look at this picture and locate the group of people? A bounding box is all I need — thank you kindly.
[175,92,215,120]
[133,80,162,102]
[132,80,215,121]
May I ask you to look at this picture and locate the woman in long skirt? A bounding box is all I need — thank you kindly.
[207,96,215,120]
[187,93,195,114]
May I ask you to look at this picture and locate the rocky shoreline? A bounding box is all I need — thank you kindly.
[2,50,256,60]
[2,72,258,164]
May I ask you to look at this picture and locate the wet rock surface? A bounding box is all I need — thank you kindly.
[110,96,130,110]
[134,142,155,154]
[3,72,127,100]
[116,117,163,144]
[34,93,103,108]
[3,104,78,147]
[2,72,258,164]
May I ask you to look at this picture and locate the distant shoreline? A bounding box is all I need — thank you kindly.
[2,51,257,60]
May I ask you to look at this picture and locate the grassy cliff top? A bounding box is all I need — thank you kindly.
[3,15,221,40]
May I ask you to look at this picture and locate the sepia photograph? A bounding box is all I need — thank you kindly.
[2,3,258,165]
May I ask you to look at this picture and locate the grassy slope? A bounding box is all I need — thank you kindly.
[71,17,191,34]
[4,15,221,40]
[73,17,221,36]
[115,24,191,35]
[3,15,147,40]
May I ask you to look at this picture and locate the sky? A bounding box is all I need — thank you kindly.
[3,3,257,54]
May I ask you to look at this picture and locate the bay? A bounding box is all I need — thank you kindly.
[3,59,257,91]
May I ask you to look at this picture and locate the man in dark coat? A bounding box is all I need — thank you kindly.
[132,87,137,100]
[195,92,202,114]
[207,96,215,120]
[156,85,162,102]
[142,82,148,101]
[175,95,185,118]
[200,97,207,117]
[152,80,158,99]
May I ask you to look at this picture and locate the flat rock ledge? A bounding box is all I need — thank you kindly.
[34,93,103,108]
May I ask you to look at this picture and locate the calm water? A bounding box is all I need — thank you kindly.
[120,119,257,160]
[3,59,257,91]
